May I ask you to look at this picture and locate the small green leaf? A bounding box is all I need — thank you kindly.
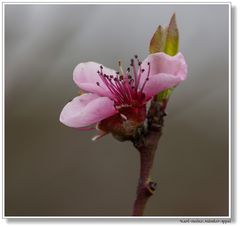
[157,88,173,102]
[164,13,179,56]
[149,25,167,54]
[149,13,179,56]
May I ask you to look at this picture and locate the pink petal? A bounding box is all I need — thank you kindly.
[78,83,114,98]
[142,73,184,99]
[60,93,117,128]
[139,52,187,88]
[73,61,116,97]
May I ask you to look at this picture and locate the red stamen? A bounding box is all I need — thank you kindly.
[140,62,151,92]
[97,57,150,108]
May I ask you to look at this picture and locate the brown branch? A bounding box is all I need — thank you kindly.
[131,99,167,216]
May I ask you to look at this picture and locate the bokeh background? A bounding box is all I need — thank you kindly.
[5,4,229,216]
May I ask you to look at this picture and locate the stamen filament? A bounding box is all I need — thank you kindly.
[140,62,151,92]
[131,59,138,92]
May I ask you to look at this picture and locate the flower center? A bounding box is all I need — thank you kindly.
[96,55,150,108]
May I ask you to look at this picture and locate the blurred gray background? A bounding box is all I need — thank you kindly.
[5,4,229,216]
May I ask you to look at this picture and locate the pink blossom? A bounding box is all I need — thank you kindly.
[60,52,187,136]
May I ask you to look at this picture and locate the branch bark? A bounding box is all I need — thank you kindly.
[131,99,167,216]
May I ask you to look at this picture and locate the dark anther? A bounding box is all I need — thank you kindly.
[100,65,103,69]
[110,75,113,78]
[116,71,120,75]
[128,75,132,79]
[119,75,123,80]
[134,54,138,59]
[130,59,134,66]
[97,70,100,74]
[114,78,117,81]
[146,78,149,81]
[147,62,150,65]
[141,69,145,73]
[138,61,142,66]
[127,67,130,72]
[96,82,100,86]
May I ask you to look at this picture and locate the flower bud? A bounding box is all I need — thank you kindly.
[149,13,179,102]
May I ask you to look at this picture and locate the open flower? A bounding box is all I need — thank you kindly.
[60,52,187,139]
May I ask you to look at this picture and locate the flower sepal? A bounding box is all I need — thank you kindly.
[97,105,146,141]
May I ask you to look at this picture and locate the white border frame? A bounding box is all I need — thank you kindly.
[1,2,232,220]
